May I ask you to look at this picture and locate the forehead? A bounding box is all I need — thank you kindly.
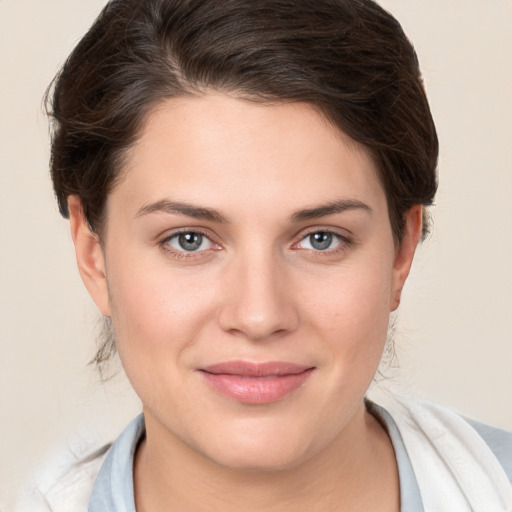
[112,93,386,219]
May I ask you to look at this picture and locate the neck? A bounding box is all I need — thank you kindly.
[134,403,399,512]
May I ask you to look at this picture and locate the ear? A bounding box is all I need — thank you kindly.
[68,196,111,317]
[390,205,423,311]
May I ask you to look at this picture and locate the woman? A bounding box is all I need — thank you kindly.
[30,0,512,510]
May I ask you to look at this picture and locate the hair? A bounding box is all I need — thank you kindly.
[46,0,438,370]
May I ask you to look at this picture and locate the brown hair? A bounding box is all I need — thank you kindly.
[46,0,438,369]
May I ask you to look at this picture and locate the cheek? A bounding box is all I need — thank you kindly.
[308,258,392,327]
[300,256,394,368]
[105,248,218,366]
[105,262,219,417]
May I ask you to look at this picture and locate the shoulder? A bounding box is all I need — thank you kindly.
[15,441,110,512]
[367,386,512,509]
[18,414,145,512]
[465,416,512,483]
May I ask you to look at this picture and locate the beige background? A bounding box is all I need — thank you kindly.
[1,0,511,507]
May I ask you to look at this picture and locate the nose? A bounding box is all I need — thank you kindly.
[217,250,299,342]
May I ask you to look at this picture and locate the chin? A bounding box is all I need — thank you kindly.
[194,417,321,473]
[207,444,310,473]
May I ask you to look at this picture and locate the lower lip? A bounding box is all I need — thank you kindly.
[199,369,314,405]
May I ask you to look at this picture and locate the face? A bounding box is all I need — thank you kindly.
[71,93,420,471]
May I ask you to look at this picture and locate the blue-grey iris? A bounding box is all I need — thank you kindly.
[310,232,332,250]
[178,233,203,251]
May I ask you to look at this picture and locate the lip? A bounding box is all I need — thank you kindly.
[198,361,315,404]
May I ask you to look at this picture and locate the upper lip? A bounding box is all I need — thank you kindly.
[200,361,314,377]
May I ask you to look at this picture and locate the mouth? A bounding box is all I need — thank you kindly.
[198,361,315,405]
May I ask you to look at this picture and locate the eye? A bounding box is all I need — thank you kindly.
[297,231,343,251]
[164,231,215,252]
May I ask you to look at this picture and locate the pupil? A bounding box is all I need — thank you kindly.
[310,232,332,250]
[178,233,203,251]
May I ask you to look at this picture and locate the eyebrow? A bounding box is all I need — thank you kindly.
[135,198,372,224]
[291,199,373,222]
[135,200,228,223]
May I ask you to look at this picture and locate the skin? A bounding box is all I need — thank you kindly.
[69,93,422,511]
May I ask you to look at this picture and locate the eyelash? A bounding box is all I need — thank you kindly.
[293,229,352,256]
[159,229,220,260]
[158,228,353,260]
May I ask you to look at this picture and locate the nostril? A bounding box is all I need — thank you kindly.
[219,309,298,342]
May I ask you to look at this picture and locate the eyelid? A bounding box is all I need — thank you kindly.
[291,227,353,253]
[159,228,221,258]
[294,225,352,242]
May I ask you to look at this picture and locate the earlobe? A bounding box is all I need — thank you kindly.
[390,205,423,311]
[68,196,111,317]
